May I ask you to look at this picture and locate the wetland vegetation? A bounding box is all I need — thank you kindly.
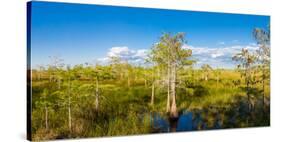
[30,28,270,140]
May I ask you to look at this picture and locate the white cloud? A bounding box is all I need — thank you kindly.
[134,49,147,58]
[183,44,259,68]
[98,46,148,65]
[97,57,110,63]
[211,52,224,58]
[107,46,130,57]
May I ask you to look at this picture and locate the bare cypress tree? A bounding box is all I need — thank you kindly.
[233,48,256,112]
[253,27,270,110]
[149,32,193,118]
[201,64,213,81]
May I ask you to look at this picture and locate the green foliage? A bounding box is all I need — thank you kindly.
[31,29,270,140]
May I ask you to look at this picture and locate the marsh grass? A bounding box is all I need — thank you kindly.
[31,70,270,140]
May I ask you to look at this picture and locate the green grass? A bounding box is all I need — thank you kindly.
[31,69,270,140]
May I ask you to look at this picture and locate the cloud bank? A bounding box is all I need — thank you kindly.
[98,44,259,68]
[183,44,259,68]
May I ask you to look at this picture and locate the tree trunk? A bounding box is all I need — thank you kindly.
[58,77,61,89]
[144,79,147,88]
[151,81,155,106]
[170,63,178,118]
[44,91,49,130]
[205,74,208,81]
[45,105,48,130]
[245,66,251,113]
[68,78,72,131]
[95,77,99,110]
[166,63,170,113]
[68,97,71,132]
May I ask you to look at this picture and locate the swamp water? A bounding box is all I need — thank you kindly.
[150,110,224,133]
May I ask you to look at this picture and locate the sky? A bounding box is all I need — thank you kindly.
[29,1,270,69]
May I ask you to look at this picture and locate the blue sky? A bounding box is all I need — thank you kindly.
[30,1,270,69]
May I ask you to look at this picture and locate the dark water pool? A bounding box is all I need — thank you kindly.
[150,110,223,133]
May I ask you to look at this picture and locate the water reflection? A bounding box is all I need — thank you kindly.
[176,111,193,131]
[150,109,223,133]
[150,112,169,132]
[150,100,269,133]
